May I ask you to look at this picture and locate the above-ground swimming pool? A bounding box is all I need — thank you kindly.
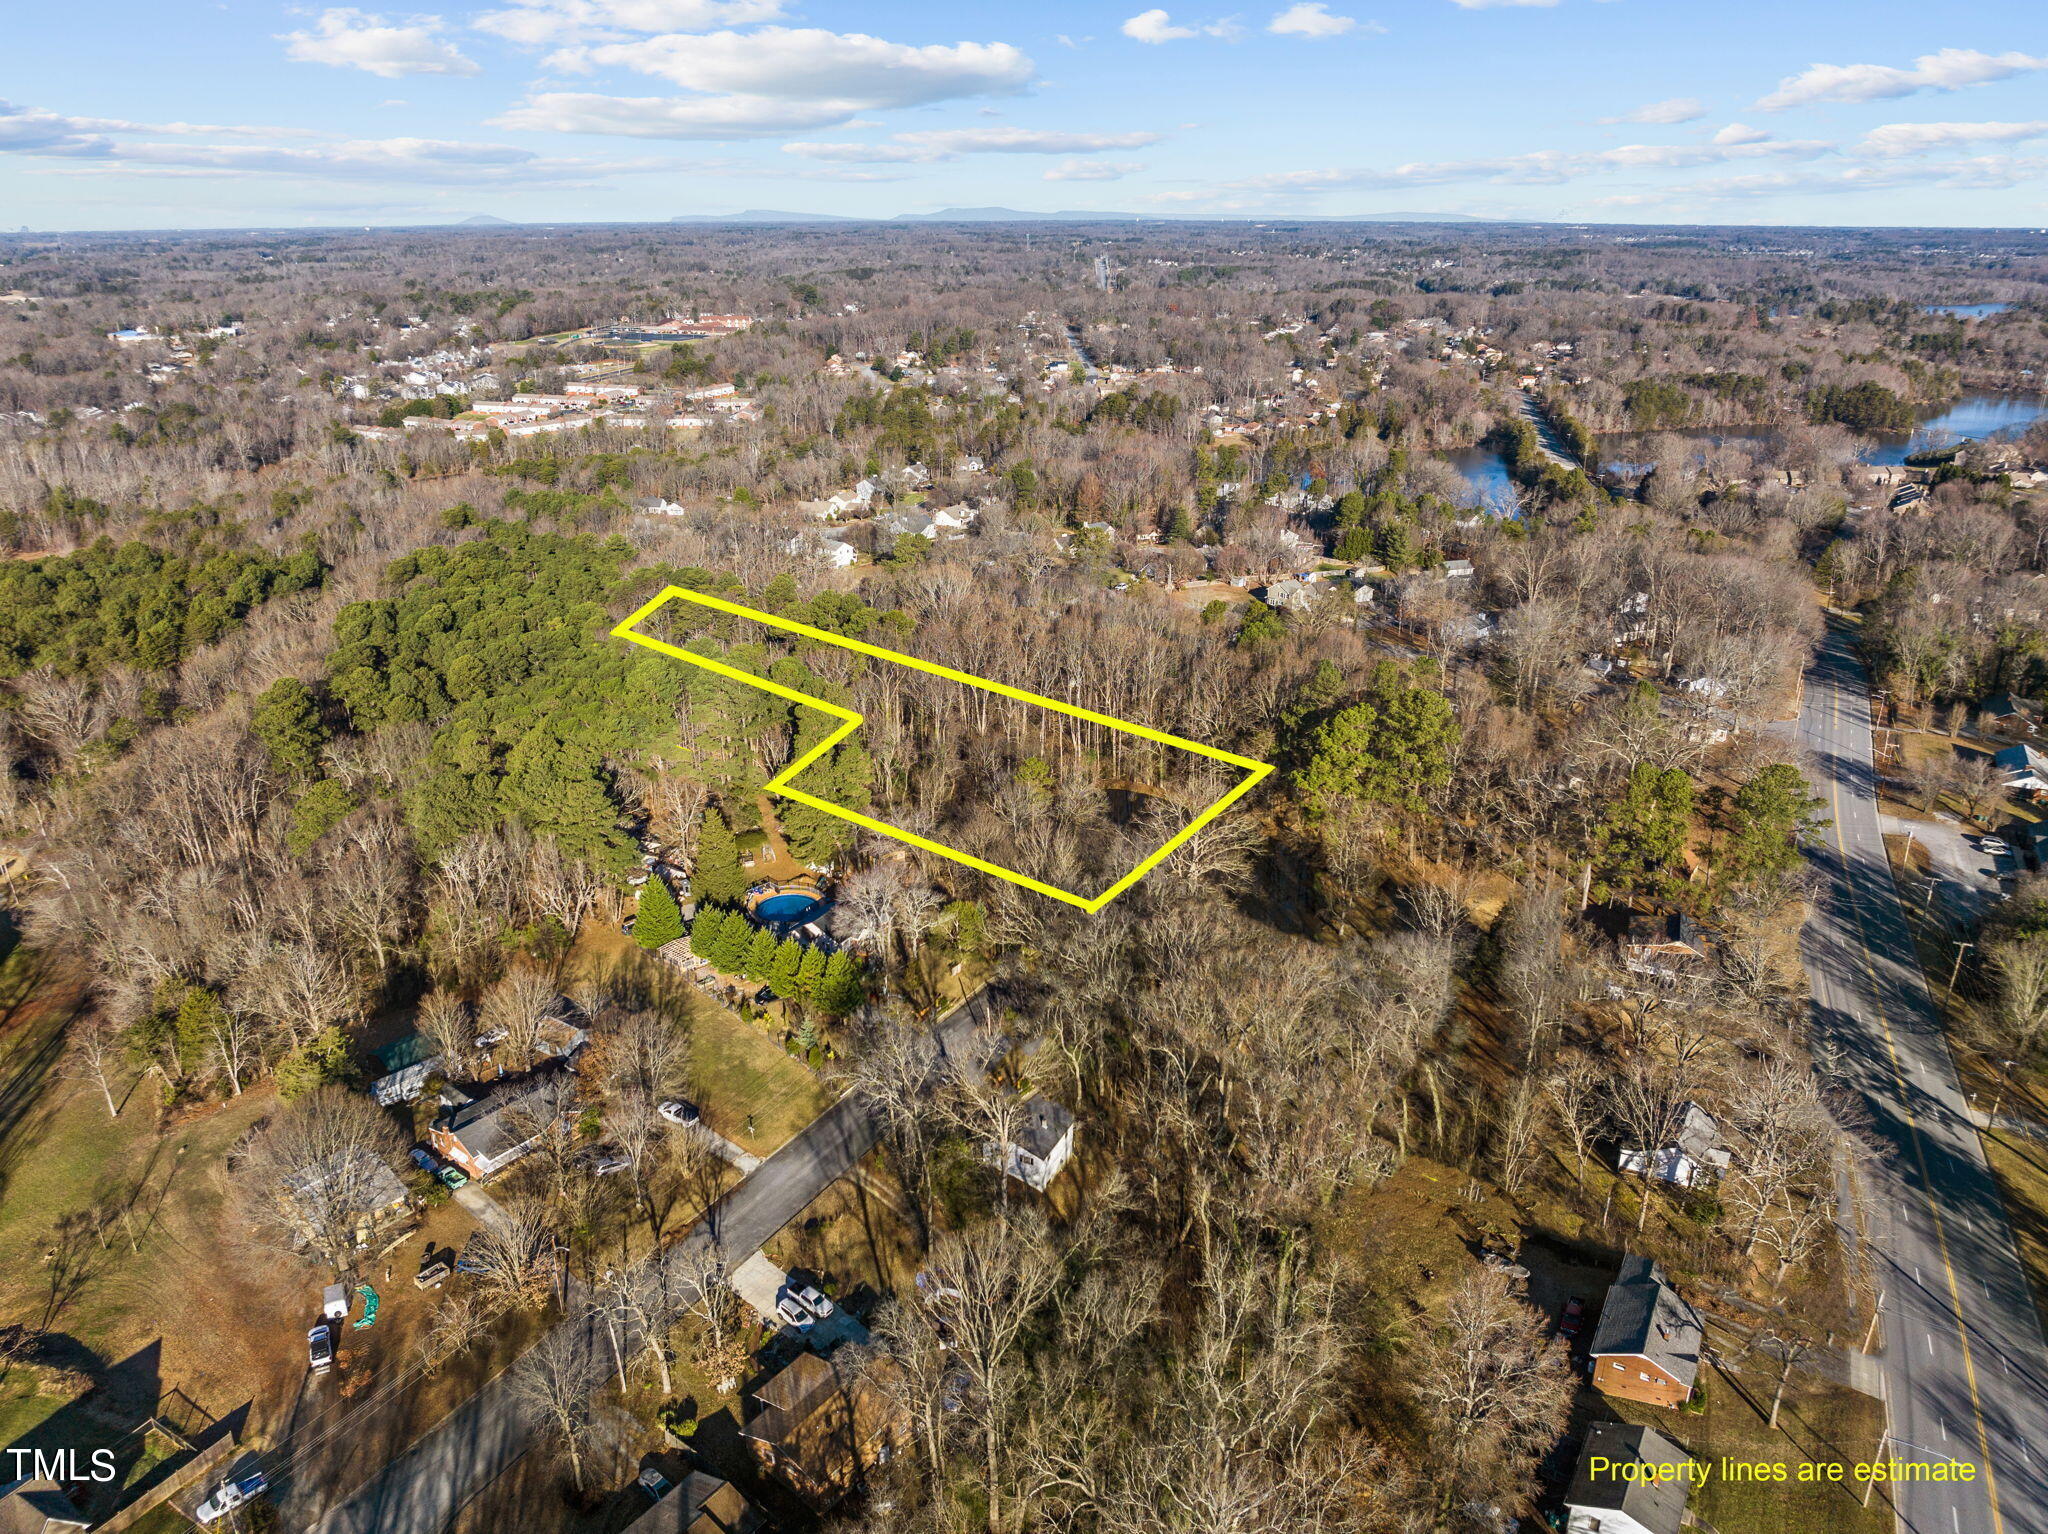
[755,893,826,923]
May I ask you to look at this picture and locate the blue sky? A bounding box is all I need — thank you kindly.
[3,0,2045,228]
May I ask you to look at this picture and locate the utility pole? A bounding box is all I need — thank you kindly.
[1988,1058,2019,1120]
[1949,940,1975,991]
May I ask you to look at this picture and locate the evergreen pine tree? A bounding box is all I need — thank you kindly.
[1590,763,1696,903]
[815,951,866,1015]
[252,676,327,780]
[689,906,726,965]
[769,937,806,999]
[693,808,748,904]
[795,944,828,1000]
[634,877,684,950]
[744,926,780,981]
[714,910,752,971]
[1333,526,1373,563]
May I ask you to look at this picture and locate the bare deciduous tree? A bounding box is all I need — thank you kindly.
[233,1086,408,1276]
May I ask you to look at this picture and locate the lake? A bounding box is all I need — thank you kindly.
[1926,302,2011,320]
[1444,390,2048,498]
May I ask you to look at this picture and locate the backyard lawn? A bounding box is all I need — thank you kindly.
[571,921,829,1158]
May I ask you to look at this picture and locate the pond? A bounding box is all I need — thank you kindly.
[1926,302,2011,319]
[1440,443,1525,514]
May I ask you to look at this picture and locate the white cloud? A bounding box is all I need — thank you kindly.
[1711,123,1771,145]
[497,27,1034,139]
[1,122,658,185]
[281,9,481,78]
[1268,3,1366,37]
[1220,135,1834,193]
[1123,9,1195,41]
[1758,48,2048,110]
[1600,97,1705,125]
[550,26,1032,101]
[472,0,785,46]
[0,101,317,154]
[1121,9,1239,42]
[1045,158,1145,180]
[1856,120,2048,157]
[493,91,859,137]
[782,126,1163,163]
[1658,157,2048,200]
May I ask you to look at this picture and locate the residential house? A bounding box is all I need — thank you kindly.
[1995,743,2048,794]
[1589,1255,1703,1408]
[1982,694,2041,737]
[502,416,596,438]
[1441,558,1476,580]
[283,1148,415,1252]
[1622,910,1710,983]
[995,1094,1077,1192]
[741,1352,908,1511]
[1613,591,1652,644]
[1257,577,1318,614]
[786,532,859,568]
[622,1471,763,1534]
[564,382,641,399]
[1564,1421,1691,1534]
[0,1478,90,1533]
[877,510,960,543]
[427,1063,575,1180]
[1618,1102,1732,1189]
[631,495,686,516]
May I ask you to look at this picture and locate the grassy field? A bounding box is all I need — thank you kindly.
[1612,1367,1891,1534]
[0,949,302,1457]
[571,922,828,1158]
[1981,1134,2048,1339]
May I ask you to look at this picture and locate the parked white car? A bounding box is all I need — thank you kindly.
[792,1283,835,1321]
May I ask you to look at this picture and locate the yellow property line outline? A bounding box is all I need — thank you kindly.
[612,586,1274,913]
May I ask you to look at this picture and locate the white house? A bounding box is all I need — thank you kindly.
[786,532,858,568]
[1565,1422,1690,1534]
[631,495,685,516]
[1618,1102,1731,1188]
[995,1095,1076,1192]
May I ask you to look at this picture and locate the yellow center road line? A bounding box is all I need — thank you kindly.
[1823,670,2004,1531]
[612,585,1274,913]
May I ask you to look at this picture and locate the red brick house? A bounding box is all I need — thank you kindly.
[1589,1255,1703,1409]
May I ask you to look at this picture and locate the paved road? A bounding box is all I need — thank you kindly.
[1798,624,2048,1534]
[298,988,997,1534]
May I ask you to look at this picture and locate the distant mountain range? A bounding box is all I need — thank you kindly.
[458,214,515,226]
[667,207,1499,225]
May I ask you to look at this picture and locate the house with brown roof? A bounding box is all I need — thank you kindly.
[622,1470,763,1534]
[1589,1255,1703,1408]
[740,1351,907,1510]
